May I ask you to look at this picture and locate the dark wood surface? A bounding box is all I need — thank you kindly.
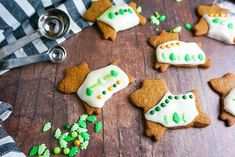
[0,0,235,156]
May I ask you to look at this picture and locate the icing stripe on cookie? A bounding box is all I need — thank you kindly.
[224,88,235,116]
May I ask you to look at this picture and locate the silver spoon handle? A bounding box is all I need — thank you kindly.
[0,53,50,70]
[0,31,41,60]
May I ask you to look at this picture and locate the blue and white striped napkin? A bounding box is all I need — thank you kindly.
[0,0,129,75]
[0,101,25,157]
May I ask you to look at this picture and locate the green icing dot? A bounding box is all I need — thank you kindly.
[108,12,115,19]
[155,106,161,111]
[168,95,173,99]
[98,78,104,85]
[113,84,117,88]
[160,103,166,107]
[184,54,190,62]
[182,95,187,99]
[228,23,233,29]
[102,91,107,95]
[162,53,166,60]
[164,115,169,125]
[150,110,155,115]
[86,87,93,96]
[174,96,179,100]
[212,18,219,23]
[189,95,193,99]
[198,54,204,61]
[169,53,176,61]
[111,70,119,77]
[128,8,133,14]
[173,112,181,123]
[165,99,169,104]
[119,9,125,15]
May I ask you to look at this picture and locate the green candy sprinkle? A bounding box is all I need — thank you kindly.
[184,23,192,30]
[77,127,88,134]
[60,132,69,140]
[71,123,79,131]
[198,54,204,61]
[63,148,70,155]
[169,53,176,61]
[80,114,88,121]
[78,120,86,128]
[65,124,70,130]
[168,95,173,99]
[43,122,51,132]
[108,12,115,19]
[113,84,117,87]
[119,9,125,15]
[38,144,46,155]
[53,147,61,154]
[29,145,39,156]
[137,6,142,13]
[95,121,103,133]
[86,115,97,123]
[189,95,193,99]
[182,95,187,99]
[155,106,161,111]
[159,15,166,22]
[78,135,84,143]
[111,70,119,77]
[165,99,169,104]
[102,91,107,95]
[174,96,179,100]
[128,8,133,14]
[59,139,68,148]
[149,15,159,25]
[64,135,74,142]
[81,132,90,141]
[228,23,233,29]
[71,131,78,138]
[86,87,93,96]
[42,149,50,157]
[54,128,61,139]
[173,112,181,123]
[160,103,166,107]
[154,11,160,18]
[212,18,219,23]
[80,141,89,150]
[69,146,79,157]
[150,110,155,115]
[184,54,190,62]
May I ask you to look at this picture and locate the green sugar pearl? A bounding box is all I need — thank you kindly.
[174,96,179,100]
[168,95,173,99]
[212,18,219,23]
[150,110,155,115]
[155,106,161,111]
[182,95,187,99]
[54,147,61,154]
[184,23,192,30]
[184,54,190,62]
[169,53,176,61]
[189,95,193,99]
[165,99,170,104]
[63,148,70,155]
[160,103,166,107]
[198,54,204,61]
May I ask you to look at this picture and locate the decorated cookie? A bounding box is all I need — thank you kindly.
[130,79,211,141]
[209,73,235,126]
[148,31,212,72]
[84,0,146,40]
[59,61,135,115]
[193,4,235,44]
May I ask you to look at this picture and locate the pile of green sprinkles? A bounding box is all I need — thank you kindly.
[149,11,167,32]
[29,114,103,157]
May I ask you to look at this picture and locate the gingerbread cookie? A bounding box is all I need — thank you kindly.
[148,31,212,72]
[130,79,211,141]
[59,61,135,115]
[84,0,146,40]
[209,73,235,126]
[193,4,235,44]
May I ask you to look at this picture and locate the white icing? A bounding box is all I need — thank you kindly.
[224,88,235,116]
[97,4,139,32]
[145,91,199,128]
[77,65,129,108]
[203,15,235,44]
[156,41,206,65]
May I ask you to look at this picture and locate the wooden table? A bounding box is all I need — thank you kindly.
[0,0,235,156]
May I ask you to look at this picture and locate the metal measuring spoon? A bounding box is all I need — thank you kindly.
[0,9,70,60]
[0,46,66,70]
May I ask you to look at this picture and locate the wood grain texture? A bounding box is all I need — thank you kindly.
[0,0,235,157]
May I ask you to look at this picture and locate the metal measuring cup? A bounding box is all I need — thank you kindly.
[0,9,70,60]
[0,46,67,70]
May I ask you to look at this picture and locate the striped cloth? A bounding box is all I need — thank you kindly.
[0,101,25,157]
[0,0,129,75]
